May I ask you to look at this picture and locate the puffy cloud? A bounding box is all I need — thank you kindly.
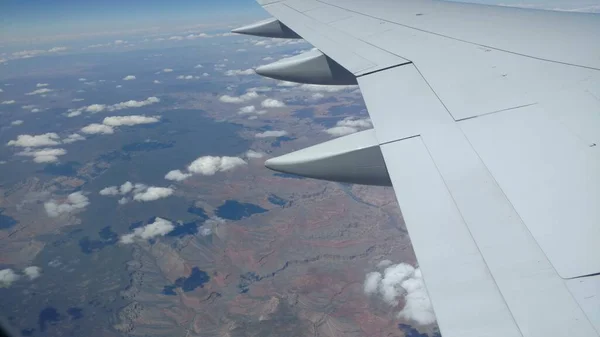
[246,150,264,159]
[31,108,41,113]
[11,120,23,126]
[1,100,15,104]
[44,192,90,217]
[263,56,274,61]
[363,263,435,326]
[165,169,192,181]
[201,216,226,236]
[364,272,382,295]
[225,68,255,76]
[120,217,174,244]
[162,68,173,72]
[238,105,266,115]
[25,88,53,96]
[120,181,134,194]
[122,75,136,81]
[102,115,159,127]
[114,40,126,45]
[278,81,300,87]
[194,64,203,68]
[187,156,246,175]
[68,97,160,117]
[17,148,67,163]
[219,91,259,104]
[99,186,120,196]
[325,126,358,136]
[109,97,159,111]
[36,83,49,87]
[261,98,286,108]
[337,118,372,128]
[62,133,85,144]
[202,73,209,77]
[176,75,198,80]
[81,123,114,134]
[118,197,129,205]
[48,46,67,52]
[168,36,184,41]
[23,266,41,280]
[153,80,161,84]
[133,187,174,202]
[0,269,20,287]
[377,260,393,268]
[7,133,60,147]
[255,130,288,138]
[311,93,325,100]
[325,118,372,136]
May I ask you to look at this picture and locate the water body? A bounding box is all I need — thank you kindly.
[271,136,296,148]
[167,220,203,238]
[67,307,84,320]
[187,206,208,218]
[292,108,314,119]
[162,267,210,295]
[121,141,174,153]
[268,194,287,207]
[0,209,18,229]
[40,161,81,176]
[215,200,268,220]
[329,104,364,116]
[38,307,61,332]
[78,226,119,254]
[398,324,441,337]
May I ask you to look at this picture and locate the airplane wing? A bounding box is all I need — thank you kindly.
[232,1,600,336]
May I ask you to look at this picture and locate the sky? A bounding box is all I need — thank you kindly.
[0,0,598,46]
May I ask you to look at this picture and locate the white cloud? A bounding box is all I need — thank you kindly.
[44,192,89,218]
[225,68,255,76]
[311,93,325,100]
[219,91,259,104]
[168,36,184,41]
[72,98,84,102]
[114,40,126,45]
[325,126,358,136]
[194,64,203,68]
[1,100,15,105]
[0,269,20,287]
[337,118,372,128]
[11,120,23,126]
[176,75,198,80]
[99,186,120,196]
[48,46,67,52]
[23,266,41,280]
[102,115,159,127]
[165,169,192,181]
[363,263,435,325]
[25,88,53,96]
[202,73,209,77]
[187,156,246,176]
[133,186,174,202]
[325,118,372,136]
[116,85,122,88]
[68,97,160,117]
[261,98,285,108]
[122,75,136,81]
[377,260,393,268]
[7,133,60,147]
[120,217,174,244]
[153,80,161,84]
[118,197,129,205]
[36,83,49,88]
[62,133,85,144]
[246,150,264,159]
[277,81,299,87]
[81,123,114,134]
[121,181,134,194]
[0,88,3,92]
[31,108,41,113]
[263,56,274,61]
[238,105,256,114]
[17,148,67,163]
[78,78,86,81]
[255,130,288,138]
[163,68,173,73]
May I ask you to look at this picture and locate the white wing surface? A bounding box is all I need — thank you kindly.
[233,1,600,336]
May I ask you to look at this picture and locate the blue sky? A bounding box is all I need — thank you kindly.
[1,0,598,46]
[0,0,266,44]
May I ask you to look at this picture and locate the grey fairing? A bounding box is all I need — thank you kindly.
[231,18,301,39]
